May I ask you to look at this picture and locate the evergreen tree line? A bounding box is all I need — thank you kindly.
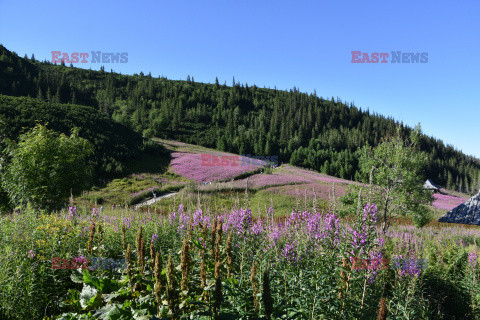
[1,45,478,193]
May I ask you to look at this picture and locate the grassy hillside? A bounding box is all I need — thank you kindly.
[1,45,479,193]
[79,138,469,219]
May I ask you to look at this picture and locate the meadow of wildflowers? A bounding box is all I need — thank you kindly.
[281,165,357,185]
[170,151,264,183]
[197,170,312,191]
[1,201,480,319]
[432,192,468,211]
[157,140,470,218]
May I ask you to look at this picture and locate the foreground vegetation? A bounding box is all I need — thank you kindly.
[1,197,480,319]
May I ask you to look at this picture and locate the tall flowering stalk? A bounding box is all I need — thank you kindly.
[180,235,191,292]
[121,225,127,252]
[214,261,223,318]
[166,253,178,317]
[376,297,387,320]
[210,218,217,257]
[350,203,378,259]
[338,256,351,302]
[226,232,233,277]
[149,242,155,270]
[92,207,99,219]
[87,222,95,255]
[154,252,163,316]
[200,250,207,290]
[139,238,145,274]
[136,226,145,272]
[468,252,478,268]
[200,222,208,291]
[250,262,259,313]
[136,226,143,256]
[215,219,223,262]
[67,206,77,220]
[125,244,133,293]
[97,224,104,257]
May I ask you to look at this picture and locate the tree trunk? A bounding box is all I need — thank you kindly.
[382,191,390,234]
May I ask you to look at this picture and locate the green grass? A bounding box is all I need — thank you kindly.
[148,187,329,217]
[78,149,188,206]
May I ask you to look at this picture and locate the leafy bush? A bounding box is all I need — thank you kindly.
[358,125,433,232]
[2,125,93,210]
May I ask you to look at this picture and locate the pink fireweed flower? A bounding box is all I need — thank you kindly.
[268,229,281,244]
[250,219,264,235]
[363,203,378,224]
[177,212,190,233]
[177,204,185,215]
[92,208,100,219]
[27,250,35,259]
[67,206,77,220]
[468,252,478,267]
[391,255,427,277]
[267,206,274,217]
[223,208,253,234]
[168,211,177,224]
[281,242,298,263]
[350,204,378,257]
[320,213,340,243]
[193,209,204,227]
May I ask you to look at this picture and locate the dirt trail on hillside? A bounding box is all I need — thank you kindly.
[134,192,178,209]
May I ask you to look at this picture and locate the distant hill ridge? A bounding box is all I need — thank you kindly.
[0,44,478,193]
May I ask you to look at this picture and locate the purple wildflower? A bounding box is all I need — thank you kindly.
[468,252,478,267]
[391,255,426,277]
[193,210,203,227]
[92,208,100,219]
[281,242,298,263]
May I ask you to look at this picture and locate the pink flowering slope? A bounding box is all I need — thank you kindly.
[266,182,349,198]
[432,193,468,211]
[170,151,264,183]
[196,164,358,193]
[197,169,311,191]
[281,165,356,185]
[252,165,354,196]
[242,171,311,188]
